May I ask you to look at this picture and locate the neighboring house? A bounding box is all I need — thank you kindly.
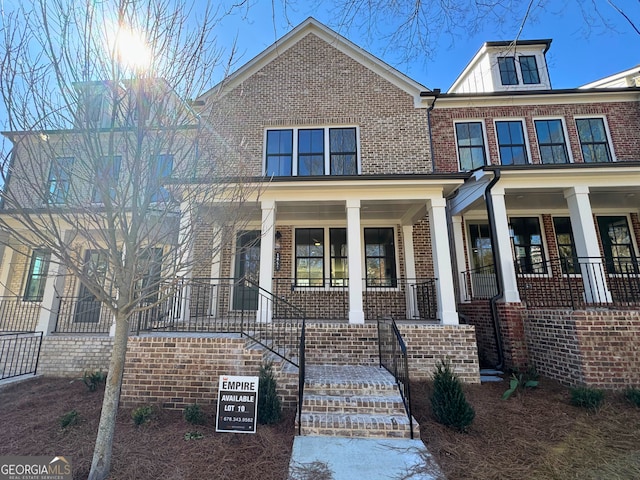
[1,18,638,395]
[431,40,640,387]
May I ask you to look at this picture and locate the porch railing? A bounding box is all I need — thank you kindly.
[272,278,348,320]
[365,278,437,321]
[516,256,640,309]
[0,297,41,332]
[377,317,413,439]
[460,265,498,301]
[0,332,43,380]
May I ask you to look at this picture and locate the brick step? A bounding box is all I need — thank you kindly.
[297,412,419,439]
[303,381,399,397]
[302,393,407,415]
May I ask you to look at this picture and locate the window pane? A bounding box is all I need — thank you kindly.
[266,130,293,176]
[330,128,357,176]
[520,56,540,84]
[48,157,74,204]
[576,119,611,163]
[24,250,51,301]
[92,156,121,203]
[295,228,324,286]
[455,122,486,171]
[364,228,396,287]
[496,121,528,165]
[330,228,348,286]
[150,154,173,202]
[498,57,518,85]
[511,217,546,274]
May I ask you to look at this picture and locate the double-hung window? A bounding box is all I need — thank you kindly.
[511,217,546,274]
[92,156,122,203]
[23,250,51,302]
[520,56,540,84]
[498,57,518,85]
[364,228,397,287]
[295,228,324,286]
[597,216,637,274]
[47,157,74,204]
[553,217,578,274]
[575,118,613,163]
[534,119,569,164]
[496,121,528,165]
[149,154,173,203]
[265,127,358,176]
[455,122,487,171]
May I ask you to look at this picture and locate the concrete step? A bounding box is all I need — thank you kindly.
[297,412,419,439]
[302,393,407,415]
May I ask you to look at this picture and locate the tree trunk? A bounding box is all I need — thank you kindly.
[88,314,130,480]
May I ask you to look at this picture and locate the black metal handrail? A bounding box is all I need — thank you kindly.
[0,331,43,380]
[0,297,42,332]
[460,265,498,301]
[377,317,413,439]
[515,256,640,309]
[272,277,348,320]
[298,318,306,435]
[365,278,437,321]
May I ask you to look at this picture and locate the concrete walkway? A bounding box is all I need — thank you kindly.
[288,436,444,480]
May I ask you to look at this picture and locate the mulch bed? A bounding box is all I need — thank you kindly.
[2,376,640,479]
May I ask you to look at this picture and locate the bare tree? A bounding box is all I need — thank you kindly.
[0,1,257,479]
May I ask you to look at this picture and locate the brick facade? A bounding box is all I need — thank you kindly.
[38,336,113,377]
[431,100,640,173]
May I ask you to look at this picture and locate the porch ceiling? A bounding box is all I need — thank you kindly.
[275,200,427,223]
[504,185,640,211]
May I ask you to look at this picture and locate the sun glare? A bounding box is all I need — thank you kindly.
[109,26,152,71]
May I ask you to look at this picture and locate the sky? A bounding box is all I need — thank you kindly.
[212,1,640,92]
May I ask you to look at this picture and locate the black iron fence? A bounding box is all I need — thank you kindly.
[272,278,348,320]
[460,265,498,301]
[515,256,640,309]
[377,317,413,439]
[365,278,437,321]
[0,297,41,332]
[0,332,43,380]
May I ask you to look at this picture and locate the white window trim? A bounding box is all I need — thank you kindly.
[508,214,552,278]
[453,119,491,171]
[532,117,574,164]
[492,52,547,90]
[263,126,361,177]
[573,115,617,163]
[494,118,532,166]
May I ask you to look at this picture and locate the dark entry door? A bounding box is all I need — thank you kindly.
[233,231,261,310]
[75,250,108,323]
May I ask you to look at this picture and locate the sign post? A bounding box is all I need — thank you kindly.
[215,375,259,433]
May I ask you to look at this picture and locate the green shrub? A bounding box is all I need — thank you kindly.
[570,387,605,411]
[257,361,282,425]
[184,431,204,441]
[624,387,640,407]
[60,409,79,429]
[502,369,539,400]
[430,360,475,432]
[131,405,155,426]
[82,370,106,392]
[183,404,206,425]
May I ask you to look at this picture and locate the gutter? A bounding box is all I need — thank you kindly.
[424,89,440,173]
[484,169,505,370]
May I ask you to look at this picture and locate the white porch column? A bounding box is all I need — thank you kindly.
[564,186,612,303]
[490,187,521,303]
[428,197,458,325]
[258,199,276,322]
[451,216,468,303]
[346,199,364,324]
[402,225,418,319]
[36,252,67,335]
[0,238,15,297]
[177,200,195,322]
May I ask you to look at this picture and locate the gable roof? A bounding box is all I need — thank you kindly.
[197,17,429,105]
[581,64,640,89]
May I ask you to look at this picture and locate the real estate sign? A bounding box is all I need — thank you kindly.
[215,375,259,433]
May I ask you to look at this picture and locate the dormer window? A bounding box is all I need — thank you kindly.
[520,56,540,84]
[498,57,518,85]
[498,55,541,86]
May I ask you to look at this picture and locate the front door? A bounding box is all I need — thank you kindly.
[233,231,261,310]
[74,250,108,323]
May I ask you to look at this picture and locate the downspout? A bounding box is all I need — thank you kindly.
[485,169,505,370]
[425,89,440,173]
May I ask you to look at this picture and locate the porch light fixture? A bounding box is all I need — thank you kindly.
[274,230,282,250]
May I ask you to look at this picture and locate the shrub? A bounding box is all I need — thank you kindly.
[60,409,79,429]
[82,370,106,392]
[184,431,204,441]
[430,360,475,432]
[570,387,605,411]
[624,387,640,407]
[502,369,539,400]
[183,404,206,425]
[257,361,282,425]
[131,405,155,426]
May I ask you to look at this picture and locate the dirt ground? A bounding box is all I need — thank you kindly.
[1,376,639,479]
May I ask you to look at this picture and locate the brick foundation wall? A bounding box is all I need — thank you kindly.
[303,323,480,383]
[496,303,529,371]
[523,309,640,389]
[38,336,113,377]
[458,301,499,367]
